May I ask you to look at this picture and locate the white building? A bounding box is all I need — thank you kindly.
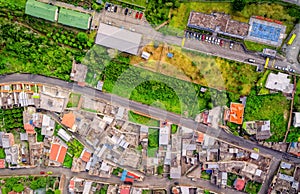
[293,112,300,127]
[265,72,294,94]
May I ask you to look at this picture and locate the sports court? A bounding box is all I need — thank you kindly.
[247,17,286,47]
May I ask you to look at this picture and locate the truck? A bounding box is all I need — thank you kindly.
[287,34,296,45]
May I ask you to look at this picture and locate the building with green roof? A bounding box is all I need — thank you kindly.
[58,8,91,30]
[25,0,58,22]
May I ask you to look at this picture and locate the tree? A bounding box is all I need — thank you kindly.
[13,184,24,192]
[232,0,246,11]
[54,190,61,194]
[46,189,55,194]
[30,180,39,190]
[77,32,88,43]
[157,165,164,175]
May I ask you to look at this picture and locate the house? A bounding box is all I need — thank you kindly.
[58,8,91,30]
[41,114,55,137]
[170,166,181,179]
[119,185,131,194]
[196,132,204,143]
[83,181,93,194]
[2,133,14,148]
[234,178,246,191]
[244,120,271,140]
[250,152,259,160]
[0,159,5,168]
[293,112,300,127]
[49,139,68,164]
[25,0,58,22]
[57,128,72,142]
[70,62,88,85]
[5,145,19,165]
[69,177,85,193]
[24,123,35,134]
[159,126,170,146]
[228,103,244,125]
[61,112,76,131]
[265,72,294,94]
[80,149,92,163]
[20,133,28,141]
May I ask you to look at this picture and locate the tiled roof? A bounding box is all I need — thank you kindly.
[49,143,67,163]
[0,159,5,168]
[58,8,91,30]
[62,112,75,128]
[24,123,35,134]
[25,0,58,22]
[229,103,244,125]
[196,132,204,143]
[234,178,246,191]
[80,150,91,163]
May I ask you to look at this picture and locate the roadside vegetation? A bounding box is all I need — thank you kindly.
[244,40,276,52]
[244,91,290,142]
[128,111,160,127]
[147,128,159,157]
[245,181,262,194]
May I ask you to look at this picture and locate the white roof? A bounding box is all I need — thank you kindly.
[294,112,300,126]
[116,107,125,120]
[103,116,114,124]
[83,181,92,194]
[42,114,51,126]
[278,173,294,182]
[281,162,292,169]
[255,169,262,176]
[265,72,293,94]
[141,51,150,59]
[207,164,219,169]
[100,162,111,172]
[95,23,142,55]
[159,126,169,145]
[180,187,189,194]
[57,128,72,142]
[250,152,259,160]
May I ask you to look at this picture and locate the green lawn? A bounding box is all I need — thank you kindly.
[0,148,6,159]
[200,171,211,180]
[244,40,276,52]
[293,77,300,112]
[171,124,178,134]
[244,92,290,142]
[148,128,159,148]
[63,154,73,169]
[245,181,262,194]
[67,93,81,108]
[128,111,160,127]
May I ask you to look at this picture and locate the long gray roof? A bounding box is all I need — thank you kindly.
[95,23,142,55]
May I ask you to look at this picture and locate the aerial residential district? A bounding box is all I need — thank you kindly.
[0,0,300,194]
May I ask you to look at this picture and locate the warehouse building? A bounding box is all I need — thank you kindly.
[25,0,58,22]
[58,8,91,30]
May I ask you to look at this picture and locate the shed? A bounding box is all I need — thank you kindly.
[58,8,91,30]
[25,0,58,22]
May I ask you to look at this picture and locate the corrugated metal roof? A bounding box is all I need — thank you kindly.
[95,23,142,55]
[25,0,58,22]
[58,8,91,30]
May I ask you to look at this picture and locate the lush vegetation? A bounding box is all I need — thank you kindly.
[148,128,159,157]
[200,171,211,180]
[128,111,160,127]
[57,0,103,11]
[0,176,57,193]
[66,139,84,158]
[245,181,262,194]
[35,128,44,142]
[112,167,123,176]
[293,77,300,112]
[171,124,178,134]
[244,91,290,142]
[63,154,73,168]
[227,173,238,186]
[244,40,276,52]
[0,108,24,133]
[0,148,6,159]
[157,165,164,175]
[145,0,180,26]
[67,93,81,108]
[286,126,300,142]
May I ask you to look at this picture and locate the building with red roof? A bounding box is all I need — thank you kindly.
[0,159,5,168]
[234,178,246,191]
[80,149,91,163]
[196,132,204,143]
[49,143,67,163]
[119,185,131,194]
[229,103,244,124]
[61,112,75,129]
[24,123,35,134]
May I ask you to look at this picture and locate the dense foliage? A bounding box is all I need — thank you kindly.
[128,111,160,127]
[0,108,23,133]
[148,128,159,148]
[145,0,180,26]
[232,0,246,11]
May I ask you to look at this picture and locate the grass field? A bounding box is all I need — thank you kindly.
[128,111,160,127]
[0,148,5,159]
[131,44,261,96]
[244,40,277,52]
[63,154,73,169]
[244,93,290,142]
[67,93,81,108]
[119,0,147,7]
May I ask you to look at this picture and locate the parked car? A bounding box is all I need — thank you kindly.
[135,12,139,19]
[124,8,128,15]
[229,42,234,49]
[40,171,45,175]
[138,12,143,19]
[128,10,132,15]
[110,5,114,12]
[220,39,224,46]
[205,36,209,41]
[202,35,205,41]
[248,58,256,63]
[113,6,117,12]
[47,171,53,175]
[290,68,295,73]
[105,3,111,10]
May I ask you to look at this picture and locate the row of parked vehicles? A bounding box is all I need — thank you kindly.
[275,65,295,73]
[105,3,143,20]
[185,31,228,48]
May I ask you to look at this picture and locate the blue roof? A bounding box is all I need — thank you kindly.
[206,170,212,174]
[120,170,127,181]
[167,53,174,58]
[291,142,297,148]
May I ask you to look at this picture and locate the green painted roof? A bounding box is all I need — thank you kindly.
[58,8,91,30]
[25,0,58,22]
